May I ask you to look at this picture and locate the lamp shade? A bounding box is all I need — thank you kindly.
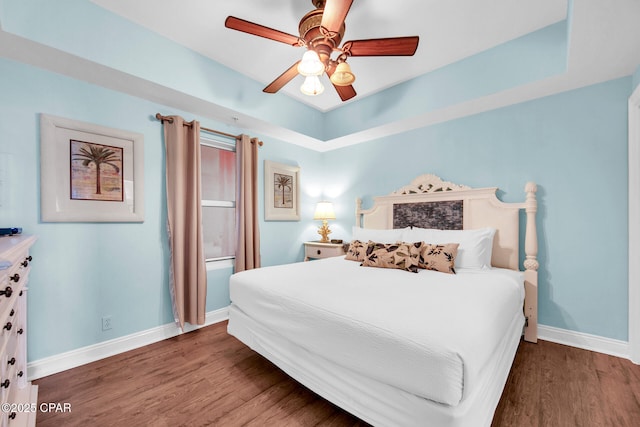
[300,75,325,96]
[297,50,324,76]
[313,201,336,220]
[330,61,356,86]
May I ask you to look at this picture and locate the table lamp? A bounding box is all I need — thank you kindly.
[313,201,336,243]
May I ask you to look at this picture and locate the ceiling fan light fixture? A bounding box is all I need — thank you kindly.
[330,61,356,86]
[300,75,325,96]
[297,50,325,76]
[225,0,419,102]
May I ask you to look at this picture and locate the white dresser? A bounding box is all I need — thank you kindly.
[0,235,37,427]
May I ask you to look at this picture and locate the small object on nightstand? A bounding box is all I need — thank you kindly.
[330,239,343,244]
[0,227,22,236]
[303,241,346,261]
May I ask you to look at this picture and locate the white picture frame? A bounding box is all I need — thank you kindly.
[40,114,144,222]
[264,160,300,221]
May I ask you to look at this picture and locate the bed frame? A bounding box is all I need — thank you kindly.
[355,174,539,342]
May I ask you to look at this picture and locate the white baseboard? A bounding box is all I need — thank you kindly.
[538,324,630,360]
[28,306,229,380]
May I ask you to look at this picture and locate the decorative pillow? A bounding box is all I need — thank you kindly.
[415,242,459,274]
[405,227,496,269]
[352,226,411,244]
[361,242,420,273]
[345,240,367,262]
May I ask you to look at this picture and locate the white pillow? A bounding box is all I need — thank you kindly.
[351,226,410,244]
[406,227,496,269]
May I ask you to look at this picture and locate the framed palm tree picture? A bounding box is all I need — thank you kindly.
[40,114,144,222]
[70,140,123,202]
[264,160,300,221]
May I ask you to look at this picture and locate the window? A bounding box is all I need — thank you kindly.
[200,134,236,262]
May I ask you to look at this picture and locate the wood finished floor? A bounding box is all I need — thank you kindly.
[34,321,640,426]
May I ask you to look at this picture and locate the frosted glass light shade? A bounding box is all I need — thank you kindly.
[300,75,325,96]
[330,62,355,86]
[297,50,324,76]
[313,201,336,220]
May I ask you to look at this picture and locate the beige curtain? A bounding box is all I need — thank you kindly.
[163,116,207,329]
[235,134,261,272]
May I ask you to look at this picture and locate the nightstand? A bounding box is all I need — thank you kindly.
[303,241,346,261]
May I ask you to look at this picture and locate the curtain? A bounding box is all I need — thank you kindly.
[235,134,261,272]
[163,116,207,329]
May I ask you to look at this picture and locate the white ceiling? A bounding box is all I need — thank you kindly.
[91,0,568,112]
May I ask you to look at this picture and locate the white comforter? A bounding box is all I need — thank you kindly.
[229,257,525,406]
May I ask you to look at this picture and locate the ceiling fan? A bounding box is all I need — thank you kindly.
[225,0,419,101]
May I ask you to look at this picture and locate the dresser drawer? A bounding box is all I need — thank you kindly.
[0,307,18,363]
[0,264,30,326]
[303,241,346,261]
[0,235,37,427]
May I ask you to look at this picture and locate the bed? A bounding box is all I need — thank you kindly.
[227,174,539,426]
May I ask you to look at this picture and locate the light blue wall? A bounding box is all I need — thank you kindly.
[0,57,322,361]
[0,0,5,27]
[255,133,329,266]
[1,0,325,141]
[323,77,631,341]
[325,21,569,139]
[634,64,640,91]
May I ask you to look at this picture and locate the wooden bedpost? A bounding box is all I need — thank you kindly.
[523,182,539,343]
[355,198,362,228]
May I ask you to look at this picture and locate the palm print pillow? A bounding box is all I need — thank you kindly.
[345,240,367,262]
[413,242,459,274]
[361,242,420,273]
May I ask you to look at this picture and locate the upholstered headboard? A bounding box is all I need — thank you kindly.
[355,174,539,342]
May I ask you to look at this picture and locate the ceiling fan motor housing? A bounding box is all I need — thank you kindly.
[299,7,345,64]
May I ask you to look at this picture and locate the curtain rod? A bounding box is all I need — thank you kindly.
[155,113,263,146]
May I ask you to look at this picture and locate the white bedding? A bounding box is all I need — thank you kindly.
[229,256,525,407]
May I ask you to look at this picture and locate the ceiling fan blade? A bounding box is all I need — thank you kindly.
[321,0,353,34]
[343,36,419,56]
[333,83,357,101]
[326,63,356,101]
[263,62,301,94]
[225,16,301,46]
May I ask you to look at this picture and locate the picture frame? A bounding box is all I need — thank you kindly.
[40,114,144,222]
[264,160,300,221]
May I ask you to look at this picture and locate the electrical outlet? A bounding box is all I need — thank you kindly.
[102,315,112,331]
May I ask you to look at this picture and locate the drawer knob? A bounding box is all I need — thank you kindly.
[1,379,10,388]
[8,412,16,420]
[3,322,11,331]
[21,260,29,267]
[26,255,33,262]
[7,357,15,366]
[9,273,19,282]
[17,328,23,335]
[0,286,12,297]
[9,309,14,317]
[17,371,23,378]
[317,249,321,255]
